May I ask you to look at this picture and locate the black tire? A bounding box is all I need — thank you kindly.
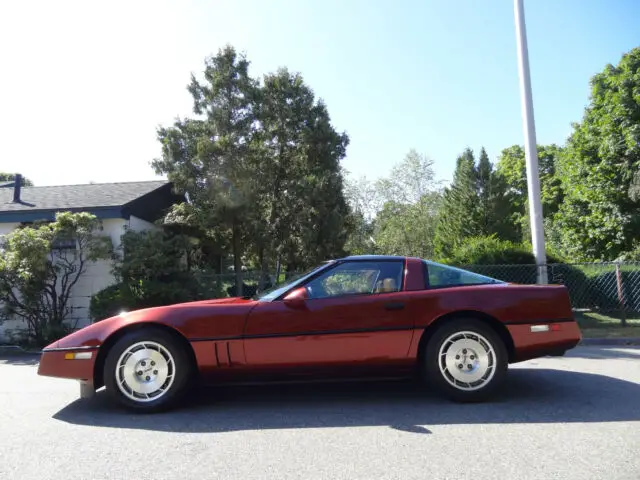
[422,318,508,403]
[103,328,194,412]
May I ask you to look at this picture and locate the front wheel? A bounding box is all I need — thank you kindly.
[423,319,508,402]
[103,328,194,412]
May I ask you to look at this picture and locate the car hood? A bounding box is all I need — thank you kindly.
[43,296,258,351]
[167,297,255,307]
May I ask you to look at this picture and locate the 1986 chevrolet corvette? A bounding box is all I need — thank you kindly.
[38,255,582,411]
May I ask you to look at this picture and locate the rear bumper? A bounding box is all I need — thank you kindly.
[37,347,98,383]
[507,320,582,363]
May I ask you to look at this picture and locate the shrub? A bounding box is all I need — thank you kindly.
[443,236,589,290]
[444,236,563,265]
[0,212,111,346]
[89,229,208,321]
[444,236,535,265]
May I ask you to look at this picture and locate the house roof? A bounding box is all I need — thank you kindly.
[0,180,181,223]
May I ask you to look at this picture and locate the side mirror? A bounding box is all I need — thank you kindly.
[283,287,308,309]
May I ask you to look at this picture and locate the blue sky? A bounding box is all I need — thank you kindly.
[1,0,638,186]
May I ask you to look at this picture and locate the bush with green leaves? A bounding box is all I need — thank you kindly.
[442,236,563,266]
[0,212,112,346]
[440,236,591,292]
[89,228,217,321]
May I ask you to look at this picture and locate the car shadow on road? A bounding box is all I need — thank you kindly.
[52,368,640,434]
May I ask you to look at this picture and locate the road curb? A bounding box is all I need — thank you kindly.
[579,338,640,346]
[0,345,42,356]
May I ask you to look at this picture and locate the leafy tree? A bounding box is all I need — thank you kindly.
[376,149,441,204]
[374,193,442,258]
[554,47,640,261]
[0,173,33,186]
[352,150,442,258]
[153,47,352,287]
[252,68,352,272]
[496,144,564,242]
[343,174,380,255]
[152,46,258,295]
[0,212,111,346]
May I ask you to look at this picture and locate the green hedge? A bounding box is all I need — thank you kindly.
[443,236,564,266]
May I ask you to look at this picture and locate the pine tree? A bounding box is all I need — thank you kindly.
[435,147,519,258]
[434,148,479,257]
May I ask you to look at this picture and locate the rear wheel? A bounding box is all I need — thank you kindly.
[103,328,194,412]
[423,319,508,402]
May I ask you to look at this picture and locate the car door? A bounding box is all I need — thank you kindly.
[243,259,418,370]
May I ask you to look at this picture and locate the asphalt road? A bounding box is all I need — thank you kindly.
[1,346,639,480]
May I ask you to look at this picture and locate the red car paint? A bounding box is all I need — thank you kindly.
[37,256,582,390]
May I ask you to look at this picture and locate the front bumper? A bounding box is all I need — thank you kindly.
[37,347,99,382]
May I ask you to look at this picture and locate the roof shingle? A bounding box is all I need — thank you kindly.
[0,180,170,213]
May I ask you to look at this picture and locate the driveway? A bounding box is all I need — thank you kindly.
[1,346,639,480]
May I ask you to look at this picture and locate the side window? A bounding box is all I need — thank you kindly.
[425,261,501,288]
[305,261,404,299]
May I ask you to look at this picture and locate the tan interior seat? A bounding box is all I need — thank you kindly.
[380,278,397,293]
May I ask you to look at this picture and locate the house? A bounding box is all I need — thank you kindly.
[0,175,184,342]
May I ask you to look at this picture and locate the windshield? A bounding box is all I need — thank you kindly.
[256,262,334,301]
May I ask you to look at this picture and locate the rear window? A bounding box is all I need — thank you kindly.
[423,260,503,289]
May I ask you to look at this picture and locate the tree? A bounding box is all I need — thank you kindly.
[368,150,443,258]
[254,68,351,272]
[434,148,480,257]
[0,212,111,346]
[374,193,442,258]
[496,144,564,242]
[343,174,380,255]
[0,173,33,186]
[434,147,519,257]
[376,149,440,205]
[554,47,640,260]
[152,45,258,295]
[154,47,352,286]
[474,147,517,241]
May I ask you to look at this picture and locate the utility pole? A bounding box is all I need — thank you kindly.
[514,0,548,284]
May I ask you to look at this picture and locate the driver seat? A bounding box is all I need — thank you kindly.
[377,277,397,293]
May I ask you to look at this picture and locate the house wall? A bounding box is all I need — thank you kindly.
[0,216,160,343]
[129,215,159,233]
[0,222,19,236]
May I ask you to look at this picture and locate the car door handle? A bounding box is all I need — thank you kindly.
[384,302,405,311]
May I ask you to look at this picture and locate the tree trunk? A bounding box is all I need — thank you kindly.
[275,256,282,285]
[257,245,267,292]
[232,218,243,297]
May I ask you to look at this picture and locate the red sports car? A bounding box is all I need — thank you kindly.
[38,255,582,411]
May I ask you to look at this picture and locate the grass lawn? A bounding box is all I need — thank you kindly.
[574,310,640,338]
